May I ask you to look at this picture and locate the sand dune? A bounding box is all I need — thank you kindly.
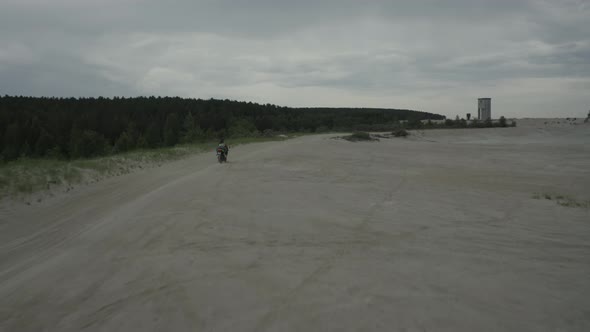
[1,123,589,331]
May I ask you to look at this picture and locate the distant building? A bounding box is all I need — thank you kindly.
[478,98,491,120]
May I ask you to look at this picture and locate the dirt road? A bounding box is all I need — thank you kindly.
[1,124,589,331]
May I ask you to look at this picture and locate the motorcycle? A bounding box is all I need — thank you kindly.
[216,147,227,163]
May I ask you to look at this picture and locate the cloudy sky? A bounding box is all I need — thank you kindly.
[1,0,588,118]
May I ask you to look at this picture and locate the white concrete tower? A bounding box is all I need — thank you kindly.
[478,98,491,120]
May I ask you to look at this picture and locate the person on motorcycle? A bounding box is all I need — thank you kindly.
[217,138,229,157]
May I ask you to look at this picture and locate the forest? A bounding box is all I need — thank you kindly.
[0,96,445,161]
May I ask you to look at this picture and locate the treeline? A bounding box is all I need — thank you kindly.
[418,116,515,129]
[0,96,444,161]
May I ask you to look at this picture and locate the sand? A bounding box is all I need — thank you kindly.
[1,120,589,331]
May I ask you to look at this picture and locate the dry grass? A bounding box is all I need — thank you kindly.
[0,136,289,200]
[532,192,590,209]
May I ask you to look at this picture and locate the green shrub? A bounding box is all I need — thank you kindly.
[351,131,371,140]
[70,130,109,158]
[392,129,408,137]
[315,126,330,133]
[228,118,258,138]
[342,131,376,142]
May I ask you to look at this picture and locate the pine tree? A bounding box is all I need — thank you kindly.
[35,129,54,156]
[21,141,32,157]
[163,113,181,146]
[2,123,21,160]
[181,112,202,142]
[145,123,161,148]
[126,122,139,149]
[114,132,132,152]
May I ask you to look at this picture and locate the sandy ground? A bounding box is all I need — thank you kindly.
[1,121,589,332]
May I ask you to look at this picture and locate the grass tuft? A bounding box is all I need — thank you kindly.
[532,192,590,209]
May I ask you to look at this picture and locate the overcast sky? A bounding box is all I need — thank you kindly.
[1,0,588,118]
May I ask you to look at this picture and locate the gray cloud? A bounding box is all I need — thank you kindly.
[0,0,589,117]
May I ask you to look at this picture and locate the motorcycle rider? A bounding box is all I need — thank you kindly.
[217,138,229,159]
